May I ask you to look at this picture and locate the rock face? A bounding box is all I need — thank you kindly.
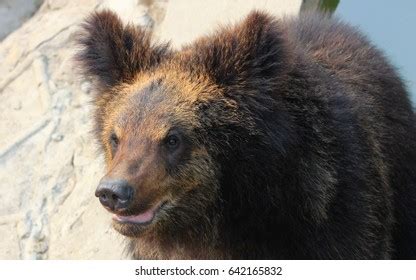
[0,0,301,259]
[0,0,44,41]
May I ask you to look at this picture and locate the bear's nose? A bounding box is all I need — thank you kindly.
[95,179,133,211]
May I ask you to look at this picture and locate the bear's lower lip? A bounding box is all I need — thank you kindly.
[112,201,166,225]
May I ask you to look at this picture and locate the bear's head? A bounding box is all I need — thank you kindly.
[77,10,293,243]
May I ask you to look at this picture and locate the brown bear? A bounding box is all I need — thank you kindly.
[76,10,416,259]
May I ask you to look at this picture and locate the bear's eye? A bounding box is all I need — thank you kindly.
[110,132,119,151]
[165,134,180,150]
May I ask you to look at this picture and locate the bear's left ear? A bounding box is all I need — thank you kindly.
[187,11,289,90]
[76,10,171,91]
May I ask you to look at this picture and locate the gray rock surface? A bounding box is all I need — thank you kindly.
[0,0,44,41]
[0,0,301,259]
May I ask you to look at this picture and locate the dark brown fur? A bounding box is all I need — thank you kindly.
[76,10,416,259]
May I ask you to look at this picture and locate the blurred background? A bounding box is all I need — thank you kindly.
[0,0,414,259]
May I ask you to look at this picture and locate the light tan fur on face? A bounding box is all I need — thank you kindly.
[95,68,223,255]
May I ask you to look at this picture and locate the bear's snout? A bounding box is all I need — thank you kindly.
[95,178,133,212]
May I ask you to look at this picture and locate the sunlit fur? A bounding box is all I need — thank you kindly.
[76,10,416,259]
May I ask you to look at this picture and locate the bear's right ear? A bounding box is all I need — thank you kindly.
[76,10,170,91]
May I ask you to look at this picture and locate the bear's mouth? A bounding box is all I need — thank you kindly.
[112,201,167,225]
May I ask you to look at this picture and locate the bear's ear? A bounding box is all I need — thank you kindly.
[188,11,289,89]
[76,10,171,91]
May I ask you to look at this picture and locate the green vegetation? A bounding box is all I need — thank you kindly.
[319,0,340,13]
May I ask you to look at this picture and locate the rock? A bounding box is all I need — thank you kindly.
[0,223,20,259]
[51,133,64,142]
[137,12,154,28]
[0,0,301,259]
[47,0,68,10]
[80,81,92,94]
[157,0,302,48]
[0,0,44,41]
[13,100,22,111]
[32,54,51,112]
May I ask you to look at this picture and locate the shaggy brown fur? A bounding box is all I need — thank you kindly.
[76,10,416,259]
